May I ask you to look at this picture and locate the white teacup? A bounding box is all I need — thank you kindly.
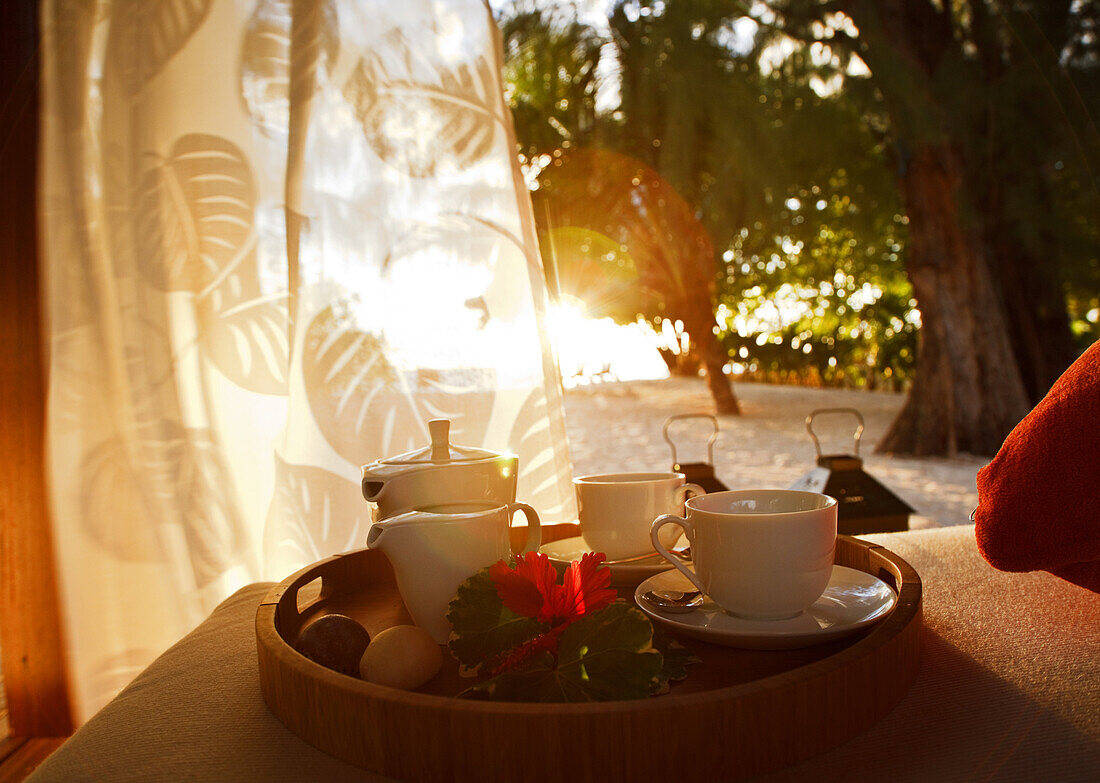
[651,490,837,620]
[366,502,541,642]
[575,472,704,561]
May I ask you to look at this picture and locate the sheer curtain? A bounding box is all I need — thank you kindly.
[39,0,575,722]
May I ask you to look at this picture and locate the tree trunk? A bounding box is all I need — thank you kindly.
[878,146,1030,456]
[680,301,740,415]
[845,0,1041,456]
[995,240,1079,403]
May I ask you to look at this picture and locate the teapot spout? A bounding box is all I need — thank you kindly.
[362,478,386,502]
[366,524,386,549]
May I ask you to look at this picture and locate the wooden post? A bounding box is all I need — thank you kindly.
[0,0,75,737]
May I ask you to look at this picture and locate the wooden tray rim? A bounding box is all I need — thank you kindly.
[256,533,922,716]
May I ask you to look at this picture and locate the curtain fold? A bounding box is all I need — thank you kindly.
[39,0,575,722]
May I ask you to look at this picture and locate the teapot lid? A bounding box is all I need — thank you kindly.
[380,419,499,465]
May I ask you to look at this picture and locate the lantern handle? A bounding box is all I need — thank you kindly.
[805,408,864,459]
[663,414,719,468]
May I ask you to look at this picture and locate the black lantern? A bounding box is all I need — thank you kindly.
[663,414,730,494]
[788,408,913,535]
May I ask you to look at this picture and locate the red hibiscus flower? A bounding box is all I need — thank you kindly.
[486,551,617,674]
[489,552,616,628]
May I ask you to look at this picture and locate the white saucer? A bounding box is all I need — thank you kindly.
[633,566,897,650]
[539,536,684,587]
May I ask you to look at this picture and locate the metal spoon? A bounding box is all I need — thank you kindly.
[641,589,704,614]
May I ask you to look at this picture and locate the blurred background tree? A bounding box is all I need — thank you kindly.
[498,2,604,156]
[494,0,1100,457]
[533,148,742,413]
[763,0,1100,455]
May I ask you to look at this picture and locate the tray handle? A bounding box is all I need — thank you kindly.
[264,552,360,640]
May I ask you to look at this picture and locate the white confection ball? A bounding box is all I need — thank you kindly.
[359,625,443,690]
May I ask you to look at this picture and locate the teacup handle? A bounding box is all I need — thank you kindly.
[676,482,705,508]
[650,515,705,595]
[508,502,541,554]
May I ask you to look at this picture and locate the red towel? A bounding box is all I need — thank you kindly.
[975,339,1100,592]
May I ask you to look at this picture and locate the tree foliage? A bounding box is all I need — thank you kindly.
[498,1,604,157]
[496,0,1100,453]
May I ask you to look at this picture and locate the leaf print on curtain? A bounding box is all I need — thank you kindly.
[240,0,339,140]
[80,436,166,563]
[80,414,248,592]
[343,28,504,178]
[263,457,368,577]
[171,427,251,590]
[138,133,290,394]
[302,302,495,465]
[137,135,256,293]
[109,0,214,95]
[509,387,575,521]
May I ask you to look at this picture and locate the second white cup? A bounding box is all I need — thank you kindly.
[575,472,704,561]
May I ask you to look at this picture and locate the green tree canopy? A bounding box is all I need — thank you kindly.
[497,0,1100,454]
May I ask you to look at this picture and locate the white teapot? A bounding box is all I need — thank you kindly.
[366,502,541,642]
[360,419,518,521]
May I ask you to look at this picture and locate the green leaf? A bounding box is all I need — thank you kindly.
[554,602,663,701]
[463,602,665,702]
[447,566,545,675]
[651,630,698,695]
[463,651,589,702]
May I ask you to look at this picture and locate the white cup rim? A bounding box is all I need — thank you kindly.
[574,471,685,485]
[382,503,510,527]
[686,489,836,515]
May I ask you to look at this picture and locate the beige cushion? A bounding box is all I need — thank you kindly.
[27,586,387,783]
[762,526,1100,782]
[29,526,1100,782]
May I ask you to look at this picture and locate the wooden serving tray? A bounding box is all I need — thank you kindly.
[256,525,922,782]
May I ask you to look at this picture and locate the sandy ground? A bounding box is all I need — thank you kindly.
[562,377,986,529]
